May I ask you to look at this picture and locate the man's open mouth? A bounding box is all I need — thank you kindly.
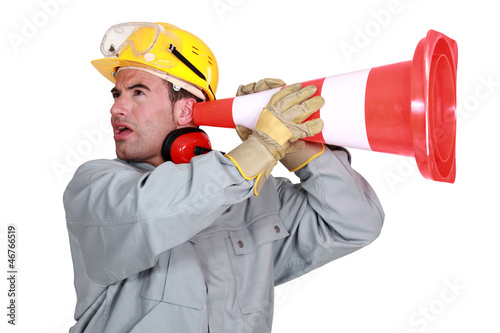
[117,126,132,133]
[114,123,134,140]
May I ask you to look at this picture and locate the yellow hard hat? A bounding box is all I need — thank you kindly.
[91,22,218,101]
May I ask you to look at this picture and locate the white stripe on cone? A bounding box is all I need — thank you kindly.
[321,69,371,150]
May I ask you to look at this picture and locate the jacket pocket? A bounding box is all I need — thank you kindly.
[140,242,206,310]
[226,214,288,315]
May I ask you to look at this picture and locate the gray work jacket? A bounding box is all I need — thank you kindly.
[64,148,384,332]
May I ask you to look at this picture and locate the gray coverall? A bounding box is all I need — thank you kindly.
[63,147,384,332]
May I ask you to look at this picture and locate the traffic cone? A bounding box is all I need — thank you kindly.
[193,30,458,183]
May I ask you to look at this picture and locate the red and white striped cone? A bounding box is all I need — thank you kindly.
[193,30,458,183]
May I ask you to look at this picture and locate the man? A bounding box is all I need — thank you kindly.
[64,22,384,332]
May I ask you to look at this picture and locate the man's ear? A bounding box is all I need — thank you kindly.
[175,98,197,127]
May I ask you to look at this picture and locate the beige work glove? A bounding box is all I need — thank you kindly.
[225,83,324,195]
[280,141,326,172]
[236,78,286,96]
[237,127,326,172]
[235,78,303,151]
[235,78,305,177]
[236,79,325,173]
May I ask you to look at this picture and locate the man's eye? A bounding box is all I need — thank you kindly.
[134,90,145,96]
[112,92,120,99]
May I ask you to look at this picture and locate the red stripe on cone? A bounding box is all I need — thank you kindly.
[365,61,414,156]
[193,97,235,128]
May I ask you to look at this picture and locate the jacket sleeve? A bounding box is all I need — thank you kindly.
[63,152,253,286]
[273,147,384,285]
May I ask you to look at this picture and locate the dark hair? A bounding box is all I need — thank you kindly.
[163,80,204,106]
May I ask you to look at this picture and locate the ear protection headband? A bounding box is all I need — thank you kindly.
[161,128,212,164]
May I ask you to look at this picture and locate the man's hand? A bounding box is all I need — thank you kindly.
[235,78,327,174]
[226,83,324,195]
[236,78,286,96]
[258,83,323,143]
[236,78,324,143]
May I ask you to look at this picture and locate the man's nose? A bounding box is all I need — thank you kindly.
[110,96,130,117]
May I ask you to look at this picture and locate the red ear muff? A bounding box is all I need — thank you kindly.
[162,128,212,164]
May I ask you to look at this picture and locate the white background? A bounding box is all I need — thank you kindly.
[1,0,499,332]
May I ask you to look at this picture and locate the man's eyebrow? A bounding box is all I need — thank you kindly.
[128,83,151,91]
[110,83,152,95]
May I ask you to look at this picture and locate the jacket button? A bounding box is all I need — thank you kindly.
[238,240,244,248]
[274,226,280,233]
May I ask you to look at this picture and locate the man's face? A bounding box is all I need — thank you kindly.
[110,69,178,166]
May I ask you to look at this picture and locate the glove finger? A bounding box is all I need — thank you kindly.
[236,82,256,96]
[305,118,324,137]
[235,125,252,141]
[254,78,286,92]
[272,140,305,160]
[285,140,306,154]
[291,96,325,123]
[273,85,318,114]
[305,96,325,113]
[267,83,302,107]
[287,118,324,142]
